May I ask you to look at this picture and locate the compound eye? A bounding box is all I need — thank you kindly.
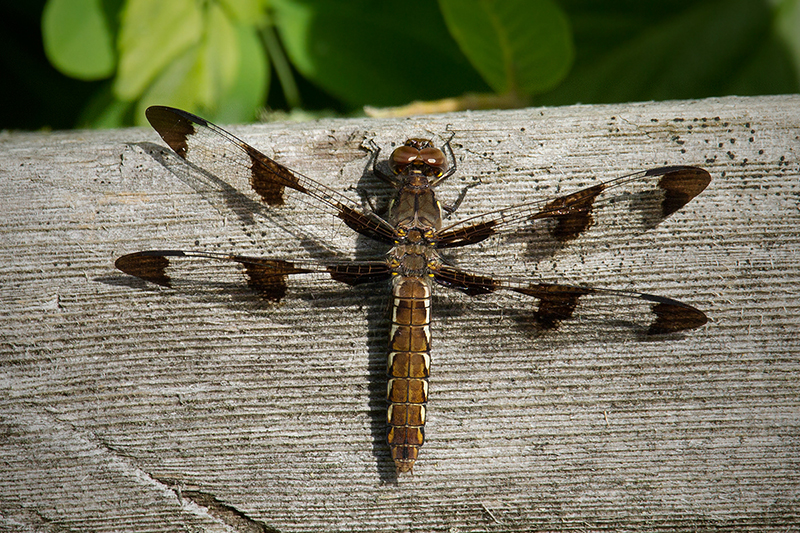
[389,145,420,174]
[419,147,447,175]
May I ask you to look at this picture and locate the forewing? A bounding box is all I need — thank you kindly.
[145,106,397,244]
[436,166,711,248]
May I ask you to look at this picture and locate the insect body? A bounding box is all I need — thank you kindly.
[116,107,710,474]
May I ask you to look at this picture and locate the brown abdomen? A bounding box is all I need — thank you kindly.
[387,276,432,474]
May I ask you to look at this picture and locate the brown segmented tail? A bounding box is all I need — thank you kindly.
[386,276,432,474]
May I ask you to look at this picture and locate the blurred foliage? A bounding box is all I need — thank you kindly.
[41,0,271,126]
[0,0,796,129]
[536,0,800,105]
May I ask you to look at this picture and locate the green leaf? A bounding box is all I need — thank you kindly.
[42,0,116,80]
[271,0,489,107]
[135,7,267,124]
[196,2,240,107]
[114,0,202,101]
[215,25,270,122]
[78,87,135,128]
[438,0,573,95]
[218,0,270,23]
[537,0,798,105]
[775,0,800,76]
[135,44,205,123]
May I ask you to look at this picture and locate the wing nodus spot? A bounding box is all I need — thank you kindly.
[245,145,296,206]
[536,183,605,242]
[515,283,595,330]
[240,259,311,302]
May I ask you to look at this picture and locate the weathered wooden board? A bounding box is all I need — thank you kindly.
[1,95,798,532]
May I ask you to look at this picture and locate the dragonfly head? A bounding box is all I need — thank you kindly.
[389,138,448,178]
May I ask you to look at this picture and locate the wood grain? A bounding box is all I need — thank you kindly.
[1,95,798,532]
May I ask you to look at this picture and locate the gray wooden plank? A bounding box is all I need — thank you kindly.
[1,95,798,532]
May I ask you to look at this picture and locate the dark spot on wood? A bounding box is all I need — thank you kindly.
[182,490,278,533]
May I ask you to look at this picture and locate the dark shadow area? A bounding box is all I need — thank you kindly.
[349,139,399,483]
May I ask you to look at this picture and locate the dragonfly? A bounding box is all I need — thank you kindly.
[116,106,711,474]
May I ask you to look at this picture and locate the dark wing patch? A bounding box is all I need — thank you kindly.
[435,220,498,249]
[144,107,193,159]
[337,205,399,245]
[531,183,605,242]
[236,258,312,301]
[511,283,595,329]
[243,144,304,206]
[326,263,392,286]
[648,301,709,334]
[653,166,712,217]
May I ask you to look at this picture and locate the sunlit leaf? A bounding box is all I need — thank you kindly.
[42,0,115,80]
[115,0,202,101]
[81,93,133,128]
[197,2,240,107]
[215,25,270,123]
[136,44,205,123]
[218,0,269,23]
[136,9,267,124]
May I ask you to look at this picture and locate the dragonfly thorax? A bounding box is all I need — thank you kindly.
[388,244,440,278]
[395,225,435,245]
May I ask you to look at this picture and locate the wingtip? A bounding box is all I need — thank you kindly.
[115,252,172,287]
[648,301,708,335]
[658,166,712,217]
